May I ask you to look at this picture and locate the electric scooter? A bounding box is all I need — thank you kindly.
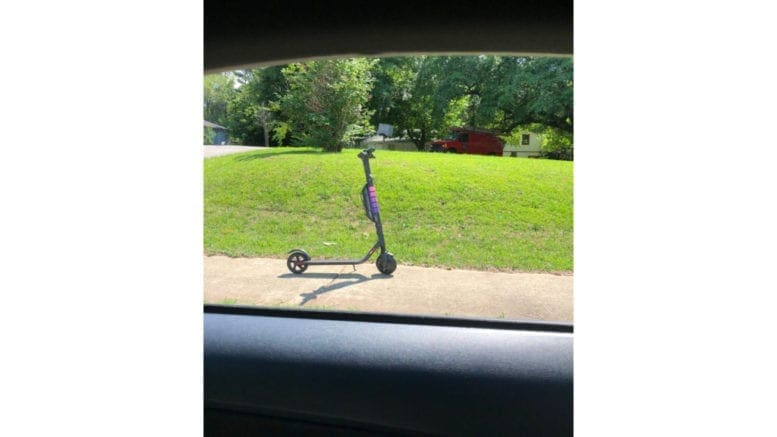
[286,147,397,275]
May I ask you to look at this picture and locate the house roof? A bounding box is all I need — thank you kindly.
[204,120,227,129]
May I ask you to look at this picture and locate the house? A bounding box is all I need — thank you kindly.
[503,132,542,157]
[204,120,229,145]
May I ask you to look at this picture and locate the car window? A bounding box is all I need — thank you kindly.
[203,55,573,322]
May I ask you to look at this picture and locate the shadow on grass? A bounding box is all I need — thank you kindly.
[277,272,390,306]
[233,149,322,161]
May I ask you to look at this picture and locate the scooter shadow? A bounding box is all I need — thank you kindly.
[277,272,390,306]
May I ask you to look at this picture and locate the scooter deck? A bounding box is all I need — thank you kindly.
[303,259,371,266]
[301,243,380,266]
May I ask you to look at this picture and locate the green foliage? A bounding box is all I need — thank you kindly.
[539,128,573,161]
[366,56,471,150]
[205,55,572,154]
[394,57,452,149]
[203,127,217,145]
[223,67,289,145]
[489,57,573,134]
[367,57,416,127]
[444,95,470,128]
[364,56,572,151]
[271,120,291,145]
[203,73,235,127]
[429,56,502,127]
[225,88,261,144]
[204,148,573,271]
[410,56,573,136]
[277,59,376,152]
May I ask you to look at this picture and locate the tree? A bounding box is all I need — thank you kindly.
[399,57,448,150]
[366,56,469,150]
[256,105,272,147]
[419,56,573,157]
[203,73,235,127]
[366,57,417,129]
[485,57,573,135]
[277,59,376,152]
[404,56,573,138]
[207,55,572,152]
[222,67,290,145]
[367,56,524,150]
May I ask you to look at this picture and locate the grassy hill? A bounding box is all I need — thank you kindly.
[204,147,573,272]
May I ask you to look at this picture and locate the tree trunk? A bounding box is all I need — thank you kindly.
[263,120,269,147]
[415,126,427,151]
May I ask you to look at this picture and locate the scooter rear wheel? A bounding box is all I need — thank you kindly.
[376,253,397,275]
[287,251,310,274]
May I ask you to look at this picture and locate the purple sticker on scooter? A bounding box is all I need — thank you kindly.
[368,186,379,214]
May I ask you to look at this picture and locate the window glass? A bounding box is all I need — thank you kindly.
[204,55,573,322]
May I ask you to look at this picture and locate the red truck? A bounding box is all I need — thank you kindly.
[428,127,505,156]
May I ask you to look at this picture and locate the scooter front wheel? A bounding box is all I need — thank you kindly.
[287,250,310,274]
[376,253,397,275]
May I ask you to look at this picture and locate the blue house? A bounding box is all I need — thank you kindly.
[204,120,229,145]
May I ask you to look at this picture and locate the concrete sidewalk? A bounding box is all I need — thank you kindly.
[205,255,573,322]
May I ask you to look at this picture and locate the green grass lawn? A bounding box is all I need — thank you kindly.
[204,147,573,272]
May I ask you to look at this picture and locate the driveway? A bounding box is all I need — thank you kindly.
[204,255,573,322]
[204,145,268,158]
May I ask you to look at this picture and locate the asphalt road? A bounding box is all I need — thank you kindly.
[204,145,267,158]
[204,255,573,322]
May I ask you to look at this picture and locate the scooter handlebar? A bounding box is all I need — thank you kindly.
[358,147,376,159]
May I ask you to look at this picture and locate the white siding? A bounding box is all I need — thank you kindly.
[503,132,542,157]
